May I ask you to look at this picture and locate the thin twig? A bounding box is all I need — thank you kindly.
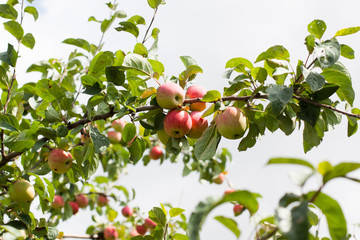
[142,8,158,44]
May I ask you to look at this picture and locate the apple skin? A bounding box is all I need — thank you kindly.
[69,201,79,215]
[10,179,35,203]
[156,82,185,109]
[186,85,207,111]
[224,189,235,195]
[164,110,192,138]
[111,118,126,132]
[144,218,157,229]
[233,204,245,216]
[76,194,88,208]
[213,172,225,184]
[216,107,248,139]
[186,111,208,139]
[104,225,118,240]
[48,149,73,174]
[52,195,65,209]
[157,129,170,145]
[135,225,147,235]
[130,229,140,237]
[107,131,122,144]
[97,194,109,207]
[149,146,163,160]
[121,205,134,217]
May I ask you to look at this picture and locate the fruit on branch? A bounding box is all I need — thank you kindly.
[224,189,235,195]
[69,201,79,215]
[216,106,248,139]
[111,118,126,132]
[164,109,192,138]
[121,205,134,217]
[104,225,118,240]
[97,194,109,207]
[135,224,147,235]
[107,131,122,144]
[10,179,35,203]
[149,145,163,160]
[48,149,73,174]
[213,172,225,184]
[186,85,207,111]
[157,129,170,145]
[52,195,65,209]
[156,82,185,109]
[144,218,157,229]
[233,204,245,216]
[186,111,208,139]
[75,194,88,208]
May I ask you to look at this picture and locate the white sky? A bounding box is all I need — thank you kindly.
[3,0,360,239]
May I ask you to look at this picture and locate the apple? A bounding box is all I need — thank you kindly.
[107,131,122,144]
[157,129,170,145]
[97,194,109,207]
[68,201,79,215]
[156,82,185,109]
[10,179,35,203]
[186,85,207,111]
[135,224,147,235]
[164,110,192,138]
[144,218,157,229]
[233,204,245,216]
[149,146,163,160]
[52,195,65,209]
[213,172,225,184]
[121,205,133,217]
[130,229,140,237]
[224,189,235,195]
[111,118,127,132]
[104,225,118,240]
[76,194,88,208]
[216,106,248,139]
[186,111,208,139]
[48,148,73,174]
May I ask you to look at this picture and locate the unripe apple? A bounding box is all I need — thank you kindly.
[112,119,126,132]
[157,129,170,145]
[216,107,248,139]
[76,194,88,208]
[156,82,185,109]
[107,131,122,144]
[233,204,245,216]
[48,149,73,174]
[68,201,79,215]
[164,110,192,138]
[224,189,235,195]
[213,172,225,184]
[104,225,118,240]
[52,195,65,209]
[144,218,157,229]
[186,111,208,139]
[121,205,133,217]
[97,194,109,207]
[186,85,207,111]
[149,146,163,160]
[135,224,147,235]
[10,179,35,203]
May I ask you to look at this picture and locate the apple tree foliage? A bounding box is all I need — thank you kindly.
[1,0,360,239]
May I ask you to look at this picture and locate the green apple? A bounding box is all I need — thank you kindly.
[10,179,35,203]
[164,109,192,138]
[216,106,248,139]
[156,82,185,109]
[48,148,73,174]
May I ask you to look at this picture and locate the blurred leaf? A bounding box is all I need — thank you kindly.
[0,114,20,131]
[298,100,320,127]
[307,19,326,39]
[315,39,340,69]
[122,123,136,143]
[334,26,360,37]
[89,125,110,153]
[214,216,240,238]
[255,45,290,63]
[128,138,145,163]
[24,6,38,20]
[194,124,221,160]
[150,207,167,226]
[62,38,90,52]
[115,21,139,38]
[147,0,162,9]
[4,131,35,152]
[0,4,17,20]
[305,35,315,53]
[21,33,35,49]
[267,157,314,170]
[172,233,189,240]
[0,43,17,67]
[340,44,355,59]
[128,15,146,25]
[323,162,360,184]
[4,20,23,40]
[303,122,323,153]
[169,208,185,218]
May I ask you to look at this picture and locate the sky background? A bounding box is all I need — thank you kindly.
[3,0,360,239]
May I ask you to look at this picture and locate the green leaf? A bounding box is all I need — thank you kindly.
[36,79,55,102]
[334,26,360,37]
[4,131,35,152]
[128,15,146,25]
[122,123,136,143]
[323,162,360,184]
[122,53,153,76]
[0,4,17,20]
[105,82,119,104]
[24,6,38,21]
[147,0,162,9]
[44,105,62,123]
[115,21,139,38]
[305,192,347,240]
[134,43,148,57]
[267,157,315,170]
[214,216,240,238]
[251,67,267,83]
[62,38,90,52]
[266,84,293,115]
[180,56,197,68]
[340,44,355,59]
[201,90,221,102]
[89,51,114,77]
[4,20,23,40]
[305,35,316,54]
[303,70,325,92]
[303,122,323,153]
[21,33,35,49]
[307,19,327,39]
[89,125,110,153]
[0,114,20,132]
[315,39,340,69]
[311,83,339,101]
[169,208,185,218]
[179,65,203,82]
[128,138,145,163]
[150,207,167,226]
[172,233,189,240]
[255,45,290,63]
[194,124,221,160]
[298,100,320,127]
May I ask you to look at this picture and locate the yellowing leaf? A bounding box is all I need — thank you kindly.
[140,87,156,99]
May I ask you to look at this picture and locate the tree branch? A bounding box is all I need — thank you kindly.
[142,8,158,44]
[62,234,99,239]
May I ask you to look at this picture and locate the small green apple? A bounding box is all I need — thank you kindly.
[216,107,248,139]
[10,179,35,203]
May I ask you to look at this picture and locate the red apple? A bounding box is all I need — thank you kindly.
[157,129,170,145]
[97,194,109,207]
[186,85,207,111]
[107,131,122,144]
[164,110,192,138]
[10,179,35,203]
[68,201,79,215]
[149,146,163,160]
[144,218,157,229]
[186,111,208,139]
[224,189,235,195]
[233,204,245,216]
[135,224,147,235]
[156,82,185,109]
[52,195,65,209]
[216,107,248,139]
[213,172,225,184]
[111,118,126,132]
[121,205,133,217]
[129,229,140,237]
[76,194,88,208]
[48,149,73,174]
[104,225,118,240]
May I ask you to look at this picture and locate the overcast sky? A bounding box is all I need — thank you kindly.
[3,0,360,239]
